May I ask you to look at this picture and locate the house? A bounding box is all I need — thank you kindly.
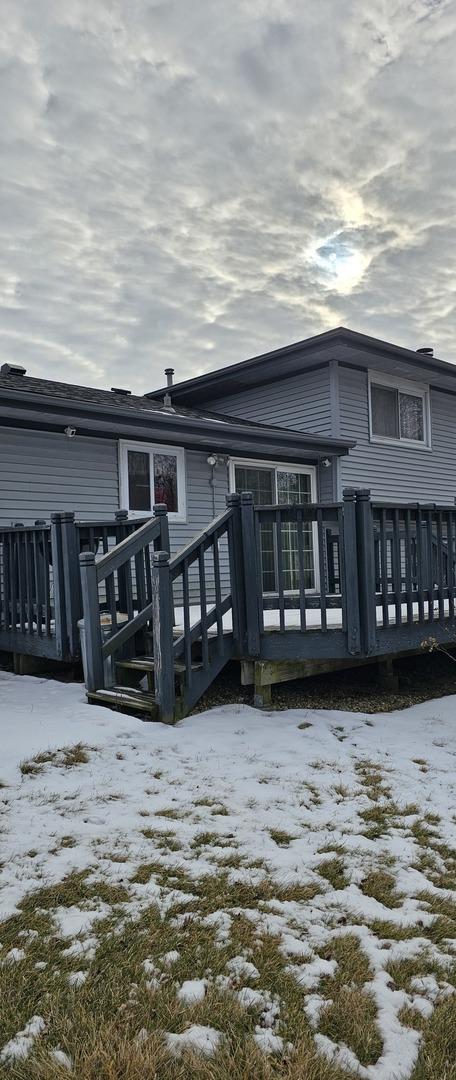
[1,326,456,722]
[148,326,456,506]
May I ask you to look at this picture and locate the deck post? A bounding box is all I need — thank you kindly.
[55,512,81,658]
[50,514,67,659]
[152,551,176,724]
[240,492,261,657]
[342,489,361,655]
[153,503,170,554]
[355,489,377,654]
[226,493,245,648]
[79,551,104,691]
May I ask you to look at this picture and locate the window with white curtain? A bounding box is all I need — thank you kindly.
[369,373,430,447]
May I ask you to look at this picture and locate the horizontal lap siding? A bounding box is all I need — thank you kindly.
[0,429,119,524]
[0,428,229,603]
[207,366,332,434]
[339,367,456,502]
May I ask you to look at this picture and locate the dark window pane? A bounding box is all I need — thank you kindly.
[399,393,424,441]
[128,451,151,511]
[277,471,312,504]
[371,384,399,438]
[234,466,274,505]
[154,454,178,512]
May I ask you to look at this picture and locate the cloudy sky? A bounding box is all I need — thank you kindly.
[1,0,456,393]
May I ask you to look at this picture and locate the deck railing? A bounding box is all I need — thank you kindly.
[78,506,169,690]
[0,511,152,660]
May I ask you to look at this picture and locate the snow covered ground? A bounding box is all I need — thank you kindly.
[1,670,456,1078]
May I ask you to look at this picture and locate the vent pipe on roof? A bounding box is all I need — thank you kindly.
[111,387,131,395]
[416,347,434,356]
[1,362,26,375]
[165,368,174,387]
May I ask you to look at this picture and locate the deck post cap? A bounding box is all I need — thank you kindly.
[153,503,168,515]
[79,550,96,565]
[240,491,254,504]
[153,550,170,565]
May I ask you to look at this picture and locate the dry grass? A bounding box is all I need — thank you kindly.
[19,743,90,776]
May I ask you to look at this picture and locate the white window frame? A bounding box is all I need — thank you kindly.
[119,440,187,522]
[228,457,319,594]
[368,370,431,449]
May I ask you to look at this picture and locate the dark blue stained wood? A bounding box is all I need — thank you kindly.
[79,550,104,691]
[416,508,425,623]
[213,535,223,647]
[336,507,347,632]
[426,511,435,624]
[25,533,34,635]
[182,559,192,688]
[392,508,402,628]
[404,509,414,626]
[152,551,175,724]
[341,489,361,655]
[316,508,327,633]
[447,510,455,619]
[50,515,67,658]
[198,547,209,669]
[225,494,245,646]
[436,511,445,622]
[355,490,377,654]
[296,508,307,631]
[276,510,285,633]
[59,512,82,657]
[379,509,389,627]
[241,493,261,656]
[153,503,170,555]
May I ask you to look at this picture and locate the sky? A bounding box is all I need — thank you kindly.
[1,0,456,395]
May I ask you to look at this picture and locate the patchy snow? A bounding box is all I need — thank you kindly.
[50,1048,73,1070]
[165,1024,223,1057]
[0,1016,45,1063]
[177,979,207,1004]
[1,670,456,1077]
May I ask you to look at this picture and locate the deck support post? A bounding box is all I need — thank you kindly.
[377,657,399,692]
[53,512,81,658]
[153,503,170,555]
[355,490,377,655]
[226,493,245,649]
[50,514,68,659]
[152,551,176,724]
[253,662,272,709]
[342,489,362,655]
[79,551,104,692]
[240,492,261,657]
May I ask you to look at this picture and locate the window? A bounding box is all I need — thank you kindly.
[230,460,317,592]
[119,442,186,520]
[369,374,429,446]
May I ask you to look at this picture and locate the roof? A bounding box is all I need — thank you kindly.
[147,326,456,405]
[0,371,355,463]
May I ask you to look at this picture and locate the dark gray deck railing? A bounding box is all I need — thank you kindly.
[0,511,152,661]
[152,498,242,723]
[79,505,169,692]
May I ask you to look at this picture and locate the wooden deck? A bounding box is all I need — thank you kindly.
[3,489,456,722]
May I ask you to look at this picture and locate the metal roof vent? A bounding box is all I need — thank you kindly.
[1,363,26,375]
[111,387,131,395]
[416,347,434,356]
[165,368,174,387]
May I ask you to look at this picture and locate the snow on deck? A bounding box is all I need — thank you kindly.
[1,671,456,1077]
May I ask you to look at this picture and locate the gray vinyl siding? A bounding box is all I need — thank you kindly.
[206,366,332,435]
[339,366,456,503]
[0,429,120,524]
[0,427,229,545]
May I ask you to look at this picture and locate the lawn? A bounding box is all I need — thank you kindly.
[1,670,455,1078]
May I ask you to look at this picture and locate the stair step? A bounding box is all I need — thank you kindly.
[115,656,203,675]
[87,685,159,719]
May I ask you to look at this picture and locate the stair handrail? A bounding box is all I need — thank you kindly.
[79,505,169,692]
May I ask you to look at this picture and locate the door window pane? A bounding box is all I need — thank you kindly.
[277,471,312,504]
[154,454,178,512]
[128,451,151,512]
[399,393,424,442]
[234,466,274,504]
[371,384,399,438]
